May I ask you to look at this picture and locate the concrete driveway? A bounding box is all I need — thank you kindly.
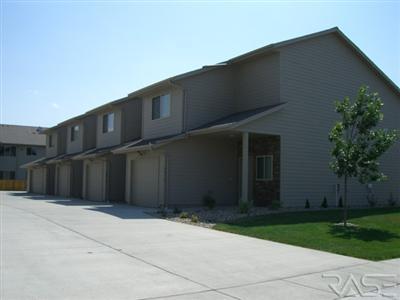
[1,191,399,299]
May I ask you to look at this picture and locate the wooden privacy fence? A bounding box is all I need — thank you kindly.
[0,180,27,191]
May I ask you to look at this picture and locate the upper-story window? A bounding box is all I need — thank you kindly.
[26,147,37,156]
[0,170,15,180]
[152,94,170,120]
[0,145,16,156]
[70,125,79,141]
[102,112,115,133]
[48,134,54,148]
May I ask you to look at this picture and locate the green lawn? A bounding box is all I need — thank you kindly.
[214,208,400,261]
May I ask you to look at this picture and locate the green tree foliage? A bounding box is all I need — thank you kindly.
[329,86,398,226]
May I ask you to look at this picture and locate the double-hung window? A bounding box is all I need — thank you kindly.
[0,171,15,180]
[102,112,115,133]
[256,155,273,181]
[26,147,37,156]
[71,125,79,141]
[152,94,170,120]
[0,145,16,156]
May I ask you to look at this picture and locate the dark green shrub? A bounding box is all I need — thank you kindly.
[305,199,310,209]
[191,214,199,223]
[270,200,280,210]
[239,201,251,214]
[338,196,343,208]
[179,212,189,219]
[203,192,216,209]
[321,197,328,208]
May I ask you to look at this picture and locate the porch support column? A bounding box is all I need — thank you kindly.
[241,132,249,203]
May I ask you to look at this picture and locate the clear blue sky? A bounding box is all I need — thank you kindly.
[1,0,399,127]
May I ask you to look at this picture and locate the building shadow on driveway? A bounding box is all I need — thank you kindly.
[6,191,154,219]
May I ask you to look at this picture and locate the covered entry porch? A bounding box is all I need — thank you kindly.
[238,132,280,206]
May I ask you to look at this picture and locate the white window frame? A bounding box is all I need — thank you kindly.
[152,94,171,120]
[26,147,37,156]
[70,125,79,141]
[102,112,115,133]
[255,155,273,181]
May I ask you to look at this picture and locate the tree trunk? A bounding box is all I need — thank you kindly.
[343,175,348,227]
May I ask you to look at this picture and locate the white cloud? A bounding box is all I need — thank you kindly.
[51,102,60,109]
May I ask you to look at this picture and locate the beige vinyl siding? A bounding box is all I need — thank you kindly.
[46,132,58,158]
[57,127,67,155]
[180,67,236,130]
[83,115,97,151]
[46,131,58,157]
[121,99,142,143]
[164,135,238,207]
[142,88,183,139]
[66,122,83,154]
[234,52,281,111]
[239,33,400,207]
[96,108,122,148]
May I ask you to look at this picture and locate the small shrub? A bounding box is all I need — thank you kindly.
[338,196,343,208]
[179,212,189,219]
[321,197,328,208]
[388,193,397,207]
[270,200,280,210]
[191,214,199,223]
[239,201,251,214]
[305,199,310,209]
[173,206,182,214]
[203,192,216,210]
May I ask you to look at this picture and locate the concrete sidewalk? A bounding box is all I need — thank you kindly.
[1,191,399,299]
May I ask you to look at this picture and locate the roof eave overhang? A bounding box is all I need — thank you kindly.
[188,102,287,136]
[112,134,187,154]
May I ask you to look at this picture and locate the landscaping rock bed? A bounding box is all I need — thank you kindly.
[149,206,341,228]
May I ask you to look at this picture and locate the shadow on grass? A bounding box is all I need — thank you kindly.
[224,208,400,227]
[329,225,400,242]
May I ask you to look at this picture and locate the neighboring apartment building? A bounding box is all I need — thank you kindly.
[0,124,46,181]
[25,27,400,208]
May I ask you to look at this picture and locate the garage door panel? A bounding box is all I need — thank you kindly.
[131,157,159,207]
[31,168,46,194]
[58,164,71,197]
[86,160,105,202]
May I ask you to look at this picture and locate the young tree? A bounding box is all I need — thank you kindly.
[329,86,398,227]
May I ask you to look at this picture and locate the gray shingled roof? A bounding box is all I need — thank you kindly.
[0,124,46,146]
[192,103,286,131]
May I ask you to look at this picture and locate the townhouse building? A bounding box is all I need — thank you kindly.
[25,27,400,208]
[0,124,46,182]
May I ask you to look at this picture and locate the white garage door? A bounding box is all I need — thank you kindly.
[131,156,160,207]
[31,167,46,194]
[86,160,105,202]
[57,164,71,197]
